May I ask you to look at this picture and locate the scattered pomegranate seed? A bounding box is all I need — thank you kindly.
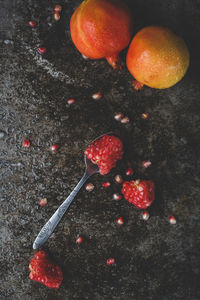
[29,20,36,28]
[142,211,150,220]
[102,182,111,188]
[114,112,123,121]
[142,161,152,168]
[142,113,149,120]
[22,139,30,148]
[132,80,144,91]
[39,198,47,207]
[92,92,102,100]
[51,144,59,151]
[67,98,75,105]
[53,12,60,21]
[113,193,122,201]
[116,217,124,225]
[169,216,176,225]
[85,183,94,192]
[54,4,62,12]
[38,47,47,54]
[107,258,115,266]
[76,236,83,244]
[114,174,123,184]
[82,54,89,60]
[126,168,133,176]
[121,116,130,124]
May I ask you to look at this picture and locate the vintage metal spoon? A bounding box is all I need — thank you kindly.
[33,133,110,250]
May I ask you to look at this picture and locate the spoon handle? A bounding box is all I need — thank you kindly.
[33,172,89,250]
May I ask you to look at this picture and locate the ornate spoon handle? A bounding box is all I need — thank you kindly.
[33,172,89,250]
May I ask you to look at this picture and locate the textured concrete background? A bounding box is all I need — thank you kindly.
[0,0,200,299]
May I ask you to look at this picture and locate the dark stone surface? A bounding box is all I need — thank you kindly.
[0,0,200,299]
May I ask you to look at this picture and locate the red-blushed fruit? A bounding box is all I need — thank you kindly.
[102,182,111,188]
[29,20,36,28]
[169,215,176,224]
[51,144,59,151]
[23,139,30,148]
[122,179,155,209]
[76,236,84,244]
[38,47,47,54]
[39,198,47,206]
[116,217,124,225]
[29,250,63,289]
[114,174,123,184]
[85,135,123,175]
[70,0,133,69]
[107,258,115,266]
[126,168,133,176]
[127,26,190,89]
[85,183,94,192]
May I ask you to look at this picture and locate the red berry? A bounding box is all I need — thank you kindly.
[126,168,133,176]
[76,236,83,244]
[54,4,62,12]
[107,258,115,266]
[39,198,47,206]
[38,47,47,54]
[92,92,102,100]
[142,211,150,220]
[116,217,124,225]
[23,139,30,148]
[102,182,111,188]
[29,20,36,28]
[142,161,152,168]
[114,174,123,184]
[29,250,63,289]
[122,180,155,209]
[113,193,122,201]
[51,144,59,151]
[53,12,60,21]
[85,183,94,192]
[67,98,75,105]
[169,216,176,225]
[85,135,123,175]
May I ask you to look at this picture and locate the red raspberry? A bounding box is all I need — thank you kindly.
[122,180,155,209]
[85,135,123,175]
[29,250,63,289]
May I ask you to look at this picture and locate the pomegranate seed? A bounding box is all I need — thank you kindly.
[107,258,115,266]
[142,113,149,119]
[92,92,102,100]
[76,236,83,244]
[51,144,59,151]
[29,20,36,28]
[114,175,123,184]
[142,161,152,168]
[102,182,111,188]
[85,183,94,192]
[114,112,123,121]
[113,193,122,201]
[67,98,75,105]
[126,168,133,176]
[116,217,124,225]
[38,47,47,54]
[39,198,47,207]
[82,54,89,60]
[54,4,62,12]
[22,139,30,148]
[169,216,176,225]
[142,211,150,220]
[121,116,130,124]
[53,12,60,21]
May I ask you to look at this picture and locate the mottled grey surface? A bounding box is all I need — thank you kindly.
[0,0,200,299]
